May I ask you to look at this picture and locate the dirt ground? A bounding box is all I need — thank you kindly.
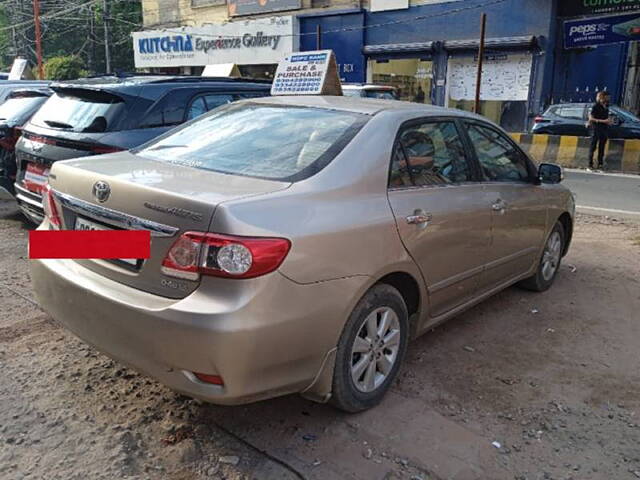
[1,201,639,480]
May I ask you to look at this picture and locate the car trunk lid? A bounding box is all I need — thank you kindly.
[48,152,291,298]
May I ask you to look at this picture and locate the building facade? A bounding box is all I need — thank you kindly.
[135,0,640,130]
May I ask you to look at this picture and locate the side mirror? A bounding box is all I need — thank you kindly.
[611,114,622,126]
[538,163,563,184]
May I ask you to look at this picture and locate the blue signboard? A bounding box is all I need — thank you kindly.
[565,12,640,48]
[299,13,365,84]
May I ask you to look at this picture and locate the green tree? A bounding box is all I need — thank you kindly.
[43,55,88,80]
[0,5,11,71]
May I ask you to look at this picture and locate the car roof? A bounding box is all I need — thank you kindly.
[52,75,271,92]
[247,95,485,119]
[0,80,50,85]
[7,87,52,97]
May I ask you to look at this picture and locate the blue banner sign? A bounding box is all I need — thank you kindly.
[565,12,640,48]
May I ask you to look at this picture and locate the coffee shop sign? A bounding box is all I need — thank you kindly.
[138,32,282,55]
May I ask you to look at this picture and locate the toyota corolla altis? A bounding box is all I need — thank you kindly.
[31,96,574,412]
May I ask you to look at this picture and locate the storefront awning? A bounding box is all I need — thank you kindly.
[363,41,435,55]
[444,35,537,51]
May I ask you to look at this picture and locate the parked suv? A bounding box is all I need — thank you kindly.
[531,103,640,138]
[14,75,271,223]
[0,87,52,196]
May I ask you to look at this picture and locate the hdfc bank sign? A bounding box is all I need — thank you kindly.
[133,16,296,68]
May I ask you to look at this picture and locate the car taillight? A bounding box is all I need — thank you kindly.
[161,232,291,281]
[42,183,62,229]
[193,373,224,385]
[534,116,545,123]
[91,144,124,155]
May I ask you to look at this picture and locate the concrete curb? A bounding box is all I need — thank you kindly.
[510,133,640,174]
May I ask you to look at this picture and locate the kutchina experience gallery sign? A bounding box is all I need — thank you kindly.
[133,16,295,68]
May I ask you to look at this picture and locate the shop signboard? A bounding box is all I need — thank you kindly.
[228,0,301,17]
[132,16,295,68]
[447,53,532,102]
[271,50,342,95]
[559,0,640,17]
[564,12,640,48]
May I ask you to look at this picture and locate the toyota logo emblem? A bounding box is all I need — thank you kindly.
[92,181,111,203]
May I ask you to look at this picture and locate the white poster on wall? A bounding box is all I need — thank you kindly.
[447,53,532,102]
[133,16,296,68]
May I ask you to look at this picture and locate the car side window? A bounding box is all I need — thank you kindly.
[389,143,413,188]
[203,94,234,111]
[186,96,207,121]
[557,106,584,120]
[392,121,472,187]
[466,123,531,183]
[140,89,194,128]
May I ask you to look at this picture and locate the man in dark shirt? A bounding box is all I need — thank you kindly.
[588,91,612,170]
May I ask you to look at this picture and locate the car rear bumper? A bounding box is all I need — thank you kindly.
[14,183,44,224]
[30,254,367,405]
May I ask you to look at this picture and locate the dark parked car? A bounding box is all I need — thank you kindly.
[14,75,271,223]
[0,87,52,196]
[532,103,640,138]
[0,80,50,105]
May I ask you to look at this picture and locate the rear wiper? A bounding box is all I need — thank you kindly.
[44,120,73,129]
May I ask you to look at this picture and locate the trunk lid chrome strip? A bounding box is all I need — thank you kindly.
[53,189,179,238]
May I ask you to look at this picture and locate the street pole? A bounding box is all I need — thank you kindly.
[103,0,111,74]
[474,12,487,115]
[316,24,322,50]
[33,0,44,79]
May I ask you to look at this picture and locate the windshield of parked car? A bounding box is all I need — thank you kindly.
[30,89,125,132]
[611,106,640,123]
[136,103,368,182]
[342,89,361,98]
[363,90,397,100]
[0,95,47,122]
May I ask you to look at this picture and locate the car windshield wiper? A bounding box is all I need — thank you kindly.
[44,120,73,129]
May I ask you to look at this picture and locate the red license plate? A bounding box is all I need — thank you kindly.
[23,163,50,193]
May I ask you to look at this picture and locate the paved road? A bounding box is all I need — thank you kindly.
[564,169,640,220]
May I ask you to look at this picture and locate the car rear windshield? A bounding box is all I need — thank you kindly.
[0,95,47,123]
[135,103,369,182]
[30,89,125,133]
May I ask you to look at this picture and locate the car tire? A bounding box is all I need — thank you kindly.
[518,221,565,292]
[330,284,409,413]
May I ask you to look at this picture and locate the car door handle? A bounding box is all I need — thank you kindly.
[406,213,432,225]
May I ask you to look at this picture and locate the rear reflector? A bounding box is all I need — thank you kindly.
[193,373,224,385]
[91,145,125,154]
[42,183,61,228]
[29,230,151,259]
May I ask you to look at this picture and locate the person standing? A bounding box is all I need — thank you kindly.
[588,91,613,171]
[414,85,425,104]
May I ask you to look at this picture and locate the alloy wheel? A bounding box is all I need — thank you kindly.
[350,307,401,393]
[541,231,562,281]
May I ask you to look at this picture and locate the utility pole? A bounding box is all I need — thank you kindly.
[103,0,111,73]
[474,12,487,115]
[89,4,95,73]
[316,24,322,50]
[33,0,44,79]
